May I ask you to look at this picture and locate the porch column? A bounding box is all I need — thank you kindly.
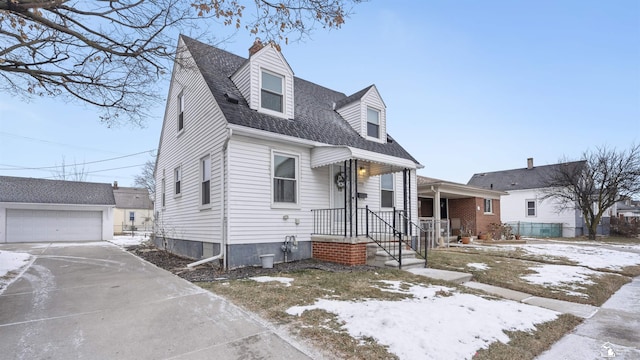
[434,187,441,247]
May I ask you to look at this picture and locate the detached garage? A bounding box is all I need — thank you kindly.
[0,176,115,243]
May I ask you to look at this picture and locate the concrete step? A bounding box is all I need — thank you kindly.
[384,258,426,270]
[369,248,418,267]
[407,268,473,284]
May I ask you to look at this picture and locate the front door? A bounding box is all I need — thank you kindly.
[332,164,346,209]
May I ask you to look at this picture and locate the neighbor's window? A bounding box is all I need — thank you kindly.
[484,198,493,213]
[201,156,211,205]
[174,166,181,195]
[273,153,297,204]
[261,71,283,113]
[527,200,536,217]
[381,173,394,208]
[367,107,380,138]
[178,92,185,132]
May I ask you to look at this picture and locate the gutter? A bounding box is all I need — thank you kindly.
[187,128,232,269]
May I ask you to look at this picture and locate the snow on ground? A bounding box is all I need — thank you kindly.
[0,251,32,294]
[521,264,602,298]
[467,262,489,270]
[250,276,295,287]
[287,281,559,360]
[517,243,640,271]
[109,233,151,247]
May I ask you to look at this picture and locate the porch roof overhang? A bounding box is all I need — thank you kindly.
[311,146,421,176]
[417,177,507,199]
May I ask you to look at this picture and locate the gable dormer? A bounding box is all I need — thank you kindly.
[230,39,294,119]
[335,85,387,144]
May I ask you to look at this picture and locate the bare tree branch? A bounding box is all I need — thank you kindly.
[542,144,640,239]
[0,0,363,126]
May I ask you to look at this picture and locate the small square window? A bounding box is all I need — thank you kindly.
[261,71,283,113]
[367,107,380,138]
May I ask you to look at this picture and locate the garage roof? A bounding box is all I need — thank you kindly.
[0,176,115,205]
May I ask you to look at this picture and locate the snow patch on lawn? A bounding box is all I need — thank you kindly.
[467,262,489,270]
[521,264,602,298]
[287,282,559,359]
[110,233,151,247]
[0,251,32,294]
[250,276,294,287]
[519,244,640,270]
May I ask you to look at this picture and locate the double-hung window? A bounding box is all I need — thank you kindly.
[261,71,283,113]
[178,92,185,132]
[174,166,181,195]
[380,173,394,208]
[526,200,536,217]
[201,156,211,206]
[161,176,166,208]
[367,107,380,138]
[273,153,297,204]
[484,199,493,213]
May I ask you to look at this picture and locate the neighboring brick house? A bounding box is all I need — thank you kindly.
[417,176,506,240]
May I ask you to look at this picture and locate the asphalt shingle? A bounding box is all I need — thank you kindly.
[0,176,115,205]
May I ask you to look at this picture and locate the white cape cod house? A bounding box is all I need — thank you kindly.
[154,36,423,269]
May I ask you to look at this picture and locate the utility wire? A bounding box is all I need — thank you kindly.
[0,131,122,154]
[0,150,155,171]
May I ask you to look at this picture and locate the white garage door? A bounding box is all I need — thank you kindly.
[6,209,103,242]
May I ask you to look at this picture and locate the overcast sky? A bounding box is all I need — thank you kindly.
[1,0,638,186]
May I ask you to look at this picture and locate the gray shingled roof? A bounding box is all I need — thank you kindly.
[181,36,420,164]
[0,176,115,205]
[334,85,375,109]
[467,161,586,191]
[113,187,153,209]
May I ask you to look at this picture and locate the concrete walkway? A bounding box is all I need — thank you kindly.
[411,267,640,359]
[0,242,313,360]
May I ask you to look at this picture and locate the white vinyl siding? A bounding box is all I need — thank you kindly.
[154,37,225,245]
[336,101,361,134]
[500,189,577,237]
[226,136,328,245]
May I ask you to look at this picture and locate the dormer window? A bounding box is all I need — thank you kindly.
[261,70,283,113]
[367,107,380,138]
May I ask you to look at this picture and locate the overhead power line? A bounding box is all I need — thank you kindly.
[0,131,122,154]
[0,149,155,171]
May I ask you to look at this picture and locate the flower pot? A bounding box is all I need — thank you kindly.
[461,236,471,244]
[478,234,488,240]
[515,235,522,240]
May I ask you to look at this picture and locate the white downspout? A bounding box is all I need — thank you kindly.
[187,128,232,269]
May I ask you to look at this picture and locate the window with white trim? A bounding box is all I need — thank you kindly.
[201,156,211,205]
[177,92,185,132]
[174,166,181,195]
[380,173,394,208]
[367,107,380,138]
[273,153,297,204]
[261,71,283,113]
[526,200,536,217]
[484,198,493,213]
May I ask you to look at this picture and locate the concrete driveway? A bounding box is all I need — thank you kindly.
[0,242,314,360]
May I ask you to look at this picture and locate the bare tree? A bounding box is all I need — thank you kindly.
[542,144,640,240]
[134,154,156,198]
[51,156,88,181]
[1,0,362,127]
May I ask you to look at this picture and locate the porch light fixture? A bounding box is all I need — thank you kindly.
[358,166,367,177]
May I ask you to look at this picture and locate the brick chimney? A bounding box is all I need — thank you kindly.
[527,158,534,169]
[248,38,264,56]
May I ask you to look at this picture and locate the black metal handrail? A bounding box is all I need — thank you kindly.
[363,206,403,267]
[398,212,428,266]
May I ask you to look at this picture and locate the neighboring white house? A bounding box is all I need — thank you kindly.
[112,184,154,234]
[467,158,596,238]
[154,36,422,269]
[0,176,115,242]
